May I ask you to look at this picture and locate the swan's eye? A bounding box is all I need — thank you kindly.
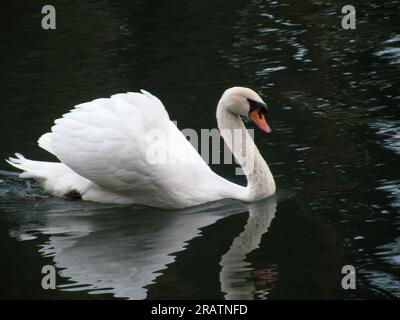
[247,98,268,115]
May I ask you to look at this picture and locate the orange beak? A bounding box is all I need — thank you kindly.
[249,108,272,134]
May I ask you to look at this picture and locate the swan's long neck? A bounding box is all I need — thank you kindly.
[217,101,275,201]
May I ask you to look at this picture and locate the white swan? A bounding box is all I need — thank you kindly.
[6,87,275,209]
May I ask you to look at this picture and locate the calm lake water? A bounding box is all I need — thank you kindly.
[0,0,399,299]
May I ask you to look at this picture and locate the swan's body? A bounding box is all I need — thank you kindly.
[6,87,275,209]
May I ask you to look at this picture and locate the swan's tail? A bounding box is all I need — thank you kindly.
[6,153,44,180]
[5,153,90,198]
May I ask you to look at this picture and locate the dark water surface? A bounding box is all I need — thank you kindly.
[0,0,399,299]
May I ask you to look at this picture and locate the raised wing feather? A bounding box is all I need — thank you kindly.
[43,90,217,207]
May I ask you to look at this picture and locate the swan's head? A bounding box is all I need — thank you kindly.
[220,87,271,134]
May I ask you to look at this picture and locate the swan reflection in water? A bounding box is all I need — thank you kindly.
[2,174,277,299]
[220,200,277,299]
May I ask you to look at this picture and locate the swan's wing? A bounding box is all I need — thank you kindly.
[41,90,218,207]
